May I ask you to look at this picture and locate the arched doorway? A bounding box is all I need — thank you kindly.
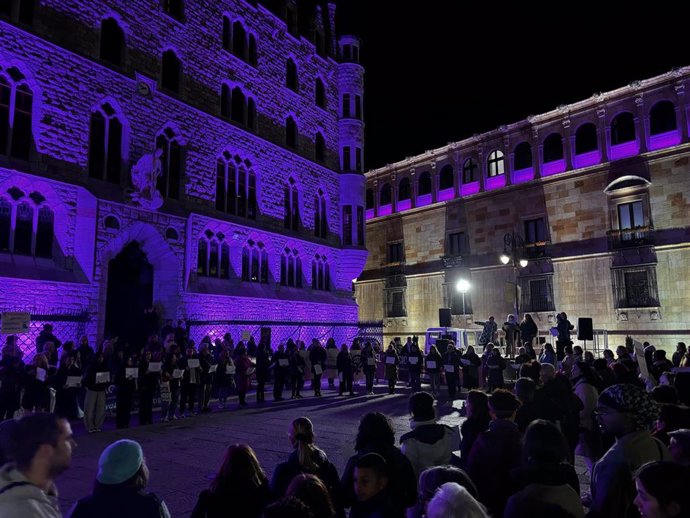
[104,241,153,349]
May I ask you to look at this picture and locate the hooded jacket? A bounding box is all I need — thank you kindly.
[400,419,460,479]
[0,463,62,518]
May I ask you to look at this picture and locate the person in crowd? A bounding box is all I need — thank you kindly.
[160,319,174,343]
[520,314,538,358]
[362,342,377,395]
[426,482,490,518]
[514,377,539,433]
[588,383,671,518]
[214,348,235,408]
[668,429,690,465]
[43,342,59,368]
[138,349,159,426]
[479,343,493,389]
[486,346,506,391]
[163,344,183,420]
[309,339,327,397]
[286,474,339,518]
[0,413,75,518]
[337,343,354,396]
[180,344,200,417]
[502,314,520,358]
[671,342,687,368]
[555,312,574,361]
[83,351,110,433]
[22,353,51,413]
[562,346,576,379]
[477,316,497,348]
[198,342,216,413]
[513,346,532,366]
[633,461,690,518]
[651,350,674,383]
[76,335,94,371]
[111,349,137,428]
[539,342,557,366]
[270,417,341,507]
[272,343,290,401]
[37,324,61,355]
[384,342,400,395]
[191,443,270,518]
[443,342,461,400]
[70,439,169,518]
[652,404,690,446]
[407,342,423,392]
[234,343,252,407]
[0,341,25,420]
[53,353,82,420]
[349,453,398,518]
[255,341,270,404]
[651,384,679,405]
[592,358,617,389]
[466,389,522,518]
[461,345,481,391]
[263,496,314,518]
[411,466,478,518]
[459,390,491,466]
[505,420,583,518]
[325,339,339,390]
[572,361,602,470]
[425,345,442,396]
[289,343,305,399]
[341,412,417,516]
[400,391,460,479]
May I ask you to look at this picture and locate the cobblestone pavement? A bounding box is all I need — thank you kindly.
[57,382,590,517]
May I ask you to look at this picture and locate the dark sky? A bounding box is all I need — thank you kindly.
[336,2,688,169]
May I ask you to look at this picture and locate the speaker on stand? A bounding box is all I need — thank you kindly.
[577,317,594,351]
[439,308,452,328]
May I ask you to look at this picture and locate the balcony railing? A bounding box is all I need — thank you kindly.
[523,240,551,259]
[441,254,463,269]
[607,226,653,249]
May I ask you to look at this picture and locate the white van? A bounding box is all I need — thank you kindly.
[424,327,483,355]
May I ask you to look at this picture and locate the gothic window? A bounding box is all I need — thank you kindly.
[514,142,533,169]
[315,79,326,108]
[312,254,330,291]
[155,128,183,200]
[100,18,125,66]
[314,189,327,238]
[242,241,268,283]
[162,0,184,21]
[388,242,403,263]
[35,206,53,258]
[231,86,245,123]
[165,227,178,240]
[487,150,505,176]
[280,248,302,287]
[380,183,391,206]
[342,93,350,118]
[216,152,234,213]
[398,178,410,201]
[197,239,208,276]
[439,165,454,190]
[365,189,374,210]
[220,243,230,279]
[315,133,325,161]
[543,134,563,163]
[161,50,181,93]
[88,103,123,184]
[447,232,465,256]
[286,117,298,148]
[13,201,32,255]
[196,236,230,280]
[284,177,299,231]
[342,146,351,170]
[232,20,246,57]
[575,123,598,154]
[286,58,298,92]
[0,70,33,160]
[222,18,257,65]
[355,147,363,172]
[0,197,9,251]
[611,112,636,145]
[649,100,677,135]
[462,158,478,183]
[357,206,364,246]
[343,205,352,245]
[418,171,432,195]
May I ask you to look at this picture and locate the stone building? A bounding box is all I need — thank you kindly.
[356,67,690,351]
[0,0,367,355]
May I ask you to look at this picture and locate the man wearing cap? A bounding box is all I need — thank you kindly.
[0,413,76,518]
[668,428,690,466]
[70,439,169,518]
[587,383,671,518]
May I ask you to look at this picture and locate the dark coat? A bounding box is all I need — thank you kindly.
[70,486,168,518]
[270,449,342,509]
[190,480,269,518]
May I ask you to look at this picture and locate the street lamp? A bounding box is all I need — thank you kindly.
[500,232,528,318]
[456,278,470,328]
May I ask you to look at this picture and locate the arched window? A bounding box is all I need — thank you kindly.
[439,165,454,190]
[248,34,257,66]
[220,243,230,279]
[215,152,235,214]
[284,177,299,231]
[100,18,125,66]
[242,241,268,283]
[13,201,32,255]
[231,86,245,123]
[487,150,505,177]
[104,215,120,230]
[88,103,123,184]
[575,123,598,154]
[315,79,326,108]
[232,20,246,58]
[611,112,636,145]
[247,97,256,130]
[418,171,432,195]
[165,227,178,240]
[0,70,33,160]
[163,0,184,21]
[649,101,677,135]
[312,254,330,291]
[286,58,298,92]
[161,50,181,93]
[543,134,564,163]
[513,142,532,170]
[462,158,478,183]
[286,116,297,148]
[398,178,411,200]
[0,197,10,251]
[315,132,325,161]
[197,239,208,275]
[223,17,255,64]
[380,183,392,206]
[155,127,183,200]
[208,240,219,277]
[314,189,327,238]
[365,188,374,210]
[281,249,302,287]
[35,206,53,258]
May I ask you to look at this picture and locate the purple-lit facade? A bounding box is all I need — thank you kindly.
[0,1,367,352]
[357,68,690,351]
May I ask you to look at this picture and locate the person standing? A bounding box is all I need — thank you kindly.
[425,345,442,396]
[519,314,538,358]
[407,342,423,392]
[290,345,305,399]
[337,344,354,396]
[460,346,481,391]
[83,352,110,433]
[384,343,400,395]
[556,312,574,361]
[234,343,252,407]
[255,341,270,404]
[273,343,290,401]
[502,315,520,358]
[309,340,327,397]
[443,343,461,401]
[478,316,497,348]
[362,342,377,395]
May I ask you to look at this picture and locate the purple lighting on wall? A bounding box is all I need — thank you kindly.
[486,175,506,190]
[460,181,480,196]
[649,130,680,151]
[541,159,566,176]
[572,150,601,169]
[511,167,534,184]
[609,141,639,160]
[437,187,455,201]
[416,193,432,207]
[378,204,392,216]
[397,198,411,211]
[366,208,375,220]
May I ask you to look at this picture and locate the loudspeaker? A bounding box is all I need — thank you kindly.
[439,308,452,328]
[577,317,593,341]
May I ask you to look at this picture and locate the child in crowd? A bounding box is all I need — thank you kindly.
[350,453,398,518]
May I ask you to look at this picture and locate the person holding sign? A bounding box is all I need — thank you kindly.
[181,345,200,417]
[138,350,160,425]
[111,349,137,429]
[54,353,82,420]
[289,346,306,399]
[255,341,270,404]
[198,343,216,413]
[21,353,51,413]
[461,346,481,390]
[234,343,252,407]
[384,342,400,395]
[163,344,184,420]
[271,343,290,401]
[83,351,110,432]
[425,345,443,396]
[362,342,377,395]
[407,342,423,392]
[337,343,354,396]
[309,339,327,397]
[443,342,461,401]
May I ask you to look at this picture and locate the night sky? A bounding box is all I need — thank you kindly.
[336,2,688,170]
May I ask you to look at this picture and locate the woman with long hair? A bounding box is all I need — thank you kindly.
[191,443,270,518]
[286,474,338,518]
[634,461,690,518]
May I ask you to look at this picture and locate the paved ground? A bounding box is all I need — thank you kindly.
[57,381,590,517]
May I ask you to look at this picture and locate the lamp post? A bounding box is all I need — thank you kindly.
[499,232,528,319]
[456,278,470,328]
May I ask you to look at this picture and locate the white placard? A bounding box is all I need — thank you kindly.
[278,358,289,367]
[95,371,110,384]
[147,362,162,373]
[339,372,344,381]
[426,360,437,369]
[172,369,184,379]
[126,368,138,379]
[367,358,376,366]
[36,367,46,382]
[460,359,471,366]
[0,312,30,334]
[443,364,455,373]
[227,365,236,374]
[66,376,81,388]
[187,359,200,369]
[209,364,218,373]
[408,357,419,365]
[313,364,323,375]
[242,330,251,341]
[385,356,396,365]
